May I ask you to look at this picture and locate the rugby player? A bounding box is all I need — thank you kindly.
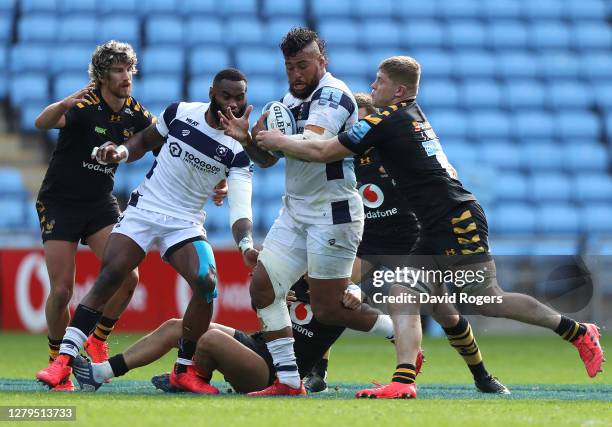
[34,41,153,390]
[304,94,508,395]
[219,28,391,396]
[71,279,396,394]
[37,68,258,394]
[256,56,605,399]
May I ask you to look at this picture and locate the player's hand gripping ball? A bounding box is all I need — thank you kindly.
[261,101,297,158]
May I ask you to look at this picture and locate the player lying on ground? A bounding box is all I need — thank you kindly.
[71,279,399,393]
[37,68,258,395]
[304,93,508,395]
[256,56,605,399]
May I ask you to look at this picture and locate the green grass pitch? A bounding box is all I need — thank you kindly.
[0,332,610,427]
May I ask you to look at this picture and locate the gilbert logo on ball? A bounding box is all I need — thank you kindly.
[359,183,384,208]
[262,101,297,158]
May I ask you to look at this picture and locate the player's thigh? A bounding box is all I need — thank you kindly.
[306,221,361,281]
[99,232,146,277]
[43,240,78,288]
[82,197,121,247]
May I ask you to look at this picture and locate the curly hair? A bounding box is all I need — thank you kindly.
[280,27,326,59]
[353,92,376,115]
[88,40,138,86]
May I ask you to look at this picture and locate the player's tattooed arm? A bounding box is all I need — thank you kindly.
[232,218,258,268]
[219,106,277,168]
[256,129,351,163]
[94,123,165,164]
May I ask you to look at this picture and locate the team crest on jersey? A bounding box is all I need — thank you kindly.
[169,142,182,157]
[359,184,384,209]
[290,302,313,325]
[412,121,422,132]
[216,145,228,157]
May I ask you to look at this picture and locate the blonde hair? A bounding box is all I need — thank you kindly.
[353,92,376,115]
[88,40,138,86]
[378,56,420,97]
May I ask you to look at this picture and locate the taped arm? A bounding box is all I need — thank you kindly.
[228,167,254,252]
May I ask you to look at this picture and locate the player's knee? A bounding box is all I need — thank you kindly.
[196,329,225,355]
[123,269,139,291]
[310,300,341,325]
[250,281,275,309]
[159,318,182,346]
[48,284,73,308]
[191,266,217,304]
[91,265,125,299]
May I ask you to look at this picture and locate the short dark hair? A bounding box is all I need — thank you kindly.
[354,92,376,115]
[280,27,326,59]
[213,68,247,86]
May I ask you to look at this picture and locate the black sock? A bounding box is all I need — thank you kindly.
[93,316,118,342]
[555,316,586,342]
[175,338,197,374]
[392,363,416,384]
[70,304,103,337]
[313,358,328,377]
[108,354,129,377]
[443,316,487,380]
[48,337,62,362]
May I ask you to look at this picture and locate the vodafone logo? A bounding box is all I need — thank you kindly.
[359,183,384,209]
[16,253,50,332]
[290,302,313,326]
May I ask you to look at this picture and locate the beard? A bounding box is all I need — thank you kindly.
[209,96,247,127]
[289,78,320,100]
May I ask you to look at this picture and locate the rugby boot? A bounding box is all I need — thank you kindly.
[247,379,307,397]
[304,371,327,393]
[52,378,75,392]
[572,323,605,378]
[36,355,72,388]
[84,335,109,363]
[475,375,511,394]
[355,381,417,399]
[169,364,219,394]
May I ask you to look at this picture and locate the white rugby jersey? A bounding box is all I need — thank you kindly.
[281,72,364,225]
[128,102,252,225]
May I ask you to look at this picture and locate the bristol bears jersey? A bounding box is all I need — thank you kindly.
[281,72,364,225]
[130,102,252,224]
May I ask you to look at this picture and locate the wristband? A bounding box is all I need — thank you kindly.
[238,236,254,255]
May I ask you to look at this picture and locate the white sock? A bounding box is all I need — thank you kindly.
[92,361,114,383]
[266,337,301,389]
[59,327,88,358]
[370,315,394,340]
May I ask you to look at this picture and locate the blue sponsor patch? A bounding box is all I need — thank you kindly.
[421,139,442,157]
[347,120,372,143]
[317,87,343,109]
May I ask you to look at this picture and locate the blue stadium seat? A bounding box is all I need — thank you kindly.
[235,48,282,76]
[555,111,599,141]
[57,15,98,43]
[341,77,371,93]
[59,0,96,13]
[442,140,477,166]
[521,143,564,171]
[470,111,511,140]
[492,203,536,233]
[412,50,452,78]
[263,19,307,46]
[439,0,479,18]
[99,16,140,46]
[454,51,496,78]
[140,0,178,16]
[573,173,612,203]
[139,76,182,105]
[536,204,579,234]
[0,14,11,42]
[18,14,57,42]
[403,21,444,49]
[99,0,137,14]
[328,49,369,77]
[141,48,185,75]
[530,173,572,202]
[572,23,612,51]
[0,47,6,71]
[563,0,607,21]
[185,18,223,46]
[258,167,285,201]
[361,20,399,48]
[447,21,486,48]
[482,0,521,19]
[494,172,528,202]
[0,71,7,98]
[562,144,608,171]
[52,74,88,100]
[222,0,257,17]
[546,81,592,110]
[503,80,545,110]
[529,22,571,50]
[21,0,57,13]
[189,48,230,76]
[0,0,14,13]
[0,196,26,227]
[145,16,183,45]
[50,45,92,74]
[246,77,279,105]
[537,52,579,80]
[521,0,564,20]
[513,111,555,140]
[579,204,612,233]
[177,0,215,15]
[395,0,438,18]
[580,53,612,82]
[226,19,264,46]
[531,237,579,255]
[262,0,305,17]
[480,142,522,169]
[311,0,351,18]
[9,74,48,104]
[20,102,46,132]
[0,167,25,193]
[204,202,229,233]
[187,75,215,100]
[318,20,359,47]
[592,82,612,112]
[428,110,468,139]
[462,81,502,109]
[354,0,393,18]
[487,21,528,50]
[496,52,538,79]
[419,79,459,108]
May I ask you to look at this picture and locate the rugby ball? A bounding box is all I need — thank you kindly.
[262,101,297,158]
